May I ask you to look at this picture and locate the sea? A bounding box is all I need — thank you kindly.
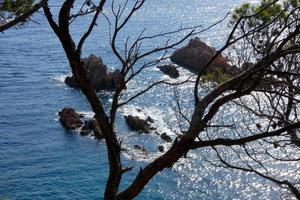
[0,0,281,199]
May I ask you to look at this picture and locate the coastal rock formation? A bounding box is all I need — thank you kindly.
[125,115,154,133]
[80,119,103,139]
[133,145,148,155]
[65,76,78,88]
[59,107,103,139]
[170,37,239,76]
[59,108,83,129]
[158,145,165,152]
[157,64,180,78]
[160,132,172,143]
[65,54,122,91]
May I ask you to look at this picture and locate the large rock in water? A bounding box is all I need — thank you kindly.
[58,107,104,139]
[170,37,239,76]
[65,54,122,91]
[59,108,83,129]
[157,64,179,78]
[125,115,153,133]
[160,132,172,143]
[80,119,104,139]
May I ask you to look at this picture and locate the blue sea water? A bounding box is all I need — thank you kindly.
[0,0,278,200]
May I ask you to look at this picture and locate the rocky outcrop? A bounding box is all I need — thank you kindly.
[170,37,239,76]
[59,107,103,139]
[80,119,103,139]
[157,64,180,78]
[65,76,79,88]
[160,132,172,143]
[133,145,148,155]
[158,145,165,152]
[59,108,83,129]
[65,54,123,91]
[125,115,154,133]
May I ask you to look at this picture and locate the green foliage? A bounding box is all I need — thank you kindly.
[201,67,230,84]
[231,0,299,25]
[229,0,300,57]
[2,0,34,15]
[254,1,284,22]
[231,3,252,23]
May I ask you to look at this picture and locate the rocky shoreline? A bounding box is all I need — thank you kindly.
[58,107,175,155]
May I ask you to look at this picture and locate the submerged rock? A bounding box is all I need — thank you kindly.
[146,116,155,123]
[59,108,83,129]
[160,132,172,143]
[157,64,180,78]
[133,145,148,155]
[80,119,104,139]
[158,145,165,153]
[65,54,123,91]
[170,37,239,76]
[125,115,152,133]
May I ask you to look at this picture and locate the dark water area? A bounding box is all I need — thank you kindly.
[0,0,277,200]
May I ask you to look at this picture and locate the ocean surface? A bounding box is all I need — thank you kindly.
[0,0,280,199]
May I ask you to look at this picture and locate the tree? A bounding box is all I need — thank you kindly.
[0,0,47,32]
[42,0,300,199]
[4,0,300,199]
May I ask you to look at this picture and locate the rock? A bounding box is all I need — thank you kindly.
[125,115,152,133]
[177,134,184,139]
[112,69,126,90]
[120,147,128,152]
[65,54,123,91]
[58,108,104,139]
[91,119,104,139]
[160,132,172,143]
[157,64,180,78]
[79,120,92,136]
[170,37,239,76]
[146,116,154,123]
[133,145,148,154]
[64,76,79,88]
[59,108,83,129]
[80,124,90,136]
[80,119,104,139]
[158,145,165,153]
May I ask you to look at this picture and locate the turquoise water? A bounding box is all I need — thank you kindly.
[0,1,276,199]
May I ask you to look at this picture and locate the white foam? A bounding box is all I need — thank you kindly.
[121,105,176,136]
[121,145,162,162]
[51,74,68,84]
[79,111,95,119]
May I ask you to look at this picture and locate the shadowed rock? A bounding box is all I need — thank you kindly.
[133,145,148,155]
[65,76,79,88]
[80,119,104,139]
[160,132,172,143]
[59,108,82,129]
[170,37,239,76]
[158,145,165,152]
[125,115,152,133]
[59,107,103,139]
[65,54,123,91]
[157,64,180,78]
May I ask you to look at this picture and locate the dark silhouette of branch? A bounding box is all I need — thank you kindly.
[41,0,300,199]
[0,0,47,32]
